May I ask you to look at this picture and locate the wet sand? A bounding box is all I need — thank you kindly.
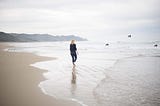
[0,43,81,106]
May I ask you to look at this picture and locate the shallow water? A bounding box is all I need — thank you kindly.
[94,56,160,106]
[5,41,160,106]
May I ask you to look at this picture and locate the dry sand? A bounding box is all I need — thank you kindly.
[0,43,81,106]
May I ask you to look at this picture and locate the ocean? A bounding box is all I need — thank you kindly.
[5,41,160,106]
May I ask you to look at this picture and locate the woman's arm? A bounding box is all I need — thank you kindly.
[75,44,78,55]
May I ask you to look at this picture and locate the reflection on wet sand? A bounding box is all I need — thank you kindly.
[71,65,76,84]
[71,65,77,95]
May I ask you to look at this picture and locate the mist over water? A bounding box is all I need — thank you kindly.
[5,40,160,106]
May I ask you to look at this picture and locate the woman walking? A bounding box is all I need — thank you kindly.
[70,40,77,65]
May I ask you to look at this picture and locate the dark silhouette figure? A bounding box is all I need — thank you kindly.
[70,40,77,65]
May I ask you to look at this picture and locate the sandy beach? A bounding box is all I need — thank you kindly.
[0,42,160,106]
[0,43,81,106]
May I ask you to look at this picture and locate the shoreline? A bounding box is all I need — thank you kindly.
[1,42,159,106]
[0,43,81,106]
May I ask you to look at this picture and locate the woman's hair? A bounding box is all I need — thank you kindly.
[71,40,75,44]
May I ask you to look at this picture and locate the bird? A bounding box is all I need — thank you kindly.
[154,44,158,47]
[128,34,131,38]
[105,43,109,46]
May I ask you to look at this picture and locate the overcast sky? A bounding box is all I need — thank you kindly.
[0,0,160,41]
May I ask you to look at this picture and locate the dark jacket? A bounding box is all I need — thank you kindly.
[70,44,77,53]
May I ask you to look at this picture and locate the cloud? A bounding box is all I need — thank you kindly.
[0,0,160,41]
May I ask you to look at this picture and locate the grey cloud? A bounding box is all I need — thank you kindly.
[0,0,160,41]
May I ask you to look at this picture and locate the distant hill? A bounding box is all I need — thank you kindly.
[0,31,87,42]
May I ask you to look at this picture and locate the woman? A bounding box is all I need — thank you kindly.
[70,40,77,65]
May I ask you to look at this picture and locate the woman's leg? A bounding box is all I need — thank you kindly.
[71,52,77,65]
[71,54,74,63]
[74,53,77,62]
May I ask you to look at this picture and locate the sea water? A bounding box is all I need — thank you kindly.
[5,41,160,106]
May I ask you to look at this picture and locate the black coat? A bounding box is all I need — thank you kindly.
[70,44,77,53]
